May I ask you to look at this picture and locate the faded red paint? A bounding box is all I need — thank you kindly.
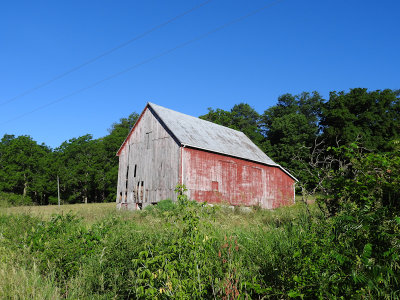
[182,148,295,209]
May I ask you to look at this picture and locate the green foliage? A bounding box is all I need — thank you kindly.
[0,194,399,298]
[316,144,400,216]
[77,187,246,299]
[0,135,53,204]
[261,92,324,186]
[22,214,115,283]
[0,112,139,205]
[0,191,33,207]
[155,199,176,212]
[321,88,400,151]
[345,150,400,210]
[0,249,60,300]
[300,145,400,297]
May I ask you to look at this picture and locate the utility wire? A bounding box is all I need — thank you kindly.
[0,0,213,107]
[1,0,283,126]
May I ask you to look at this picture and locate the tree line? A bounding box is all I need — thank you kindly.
[0,113,139,205]
[0,87,399,205]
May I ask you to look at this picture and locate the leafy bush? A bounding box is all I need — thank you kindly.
[155,199,176,212]
[82,186,239,299]
[143,199,176,216]
[0,180,399,298]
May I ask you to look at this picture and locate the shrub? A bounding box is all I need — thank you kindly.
[0,179,398,298]
[155,199,176,212]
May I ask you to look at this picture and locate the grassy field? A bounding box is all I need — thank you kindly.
[0,200,313,299]
[2,202,117,224]
[0,198,398,299]
[1,200,314,228]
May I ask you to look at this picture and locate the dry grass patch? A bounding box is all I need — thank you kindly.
[1,203,117,224]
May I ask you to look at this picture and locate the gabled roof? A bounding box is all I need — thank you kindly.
[118,102,297,181]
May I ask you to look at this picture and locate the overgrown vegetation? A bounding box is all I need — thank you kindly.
[1,151,399,299]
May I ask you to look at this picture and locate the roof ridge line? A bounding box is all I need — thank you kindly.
[148,102,244,134]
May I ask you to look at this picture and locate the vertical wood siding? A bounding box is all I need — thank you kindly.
[116,108,180,208]
[182,147,295,209]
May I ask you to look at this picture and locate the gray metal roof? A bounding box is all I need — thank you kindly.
[148,102,280,167]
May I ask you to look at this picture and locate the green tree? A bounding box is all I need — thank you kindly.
[54,112,139,204]
[261,92,324,183]
[56,135,99,204]
[321,88,400,151]
[0,135,53,204]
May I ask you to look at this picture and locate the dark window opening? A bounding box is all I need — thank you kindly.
[125,166,129,189]
[134,164,137,177]
[140,181,144,201]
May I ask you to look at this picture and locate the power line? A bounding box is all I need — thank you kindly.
[1,0,284,126]
[0,0,213,107]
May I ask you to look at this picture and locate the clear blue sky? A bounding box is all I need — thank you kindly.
[1,0,399,148]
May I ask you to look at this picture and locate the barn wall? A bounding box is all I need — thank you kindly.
[116,108,180,209]
[182,148,295,209]
[116,146,128,203]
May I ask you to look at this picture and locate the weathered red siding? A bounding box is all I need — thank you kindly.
[182,148,295,209]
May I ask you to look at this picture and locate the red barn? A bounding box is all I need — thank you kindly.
[116,103,297,210]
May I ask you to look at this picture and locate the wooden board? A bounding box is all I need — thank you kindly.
[116,108,180,207]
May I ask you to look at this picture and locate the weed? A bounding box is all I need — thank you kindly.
[0,183,398,299]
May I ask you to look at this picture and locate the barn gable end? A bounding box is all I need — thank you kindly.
[116,106,180,210]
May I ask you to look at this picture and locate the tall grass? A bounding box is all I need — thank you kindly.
[0,258,60,299]
[0,199,398,299]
